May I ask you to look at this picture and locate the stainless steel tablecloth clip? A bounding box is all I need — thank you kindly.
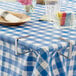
[15,35,30,55]
[58,37,73,59]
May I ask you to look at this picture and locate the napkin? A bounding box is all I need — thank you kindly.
[57,12,72,26]
[0,9,20,22]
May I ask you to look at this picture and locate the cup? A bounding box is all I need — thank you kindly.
[45,0,60,22]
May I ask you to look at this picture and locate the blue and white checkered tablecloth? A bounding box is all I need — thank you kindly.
[0,1,76,76]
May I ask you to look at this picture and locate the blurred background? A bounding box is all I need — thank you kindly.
[0,0,45,4]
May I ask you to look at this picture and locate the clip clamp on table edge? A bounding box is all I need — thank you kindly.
[15,35,30,55]
[58,37,73,59]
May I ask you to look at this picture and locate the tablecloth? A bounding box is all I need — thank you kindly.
[0,1,76,76]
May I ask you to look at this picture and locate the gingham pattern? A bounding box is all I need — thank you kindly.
[0,1,76,76]
[0,39,37,76]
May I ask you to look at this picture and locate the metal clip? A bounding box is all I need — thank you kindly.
[15,35,30,55]
[58,37,73,59]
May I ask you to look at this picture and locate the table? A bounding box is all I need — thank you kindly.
[0,1,76,76]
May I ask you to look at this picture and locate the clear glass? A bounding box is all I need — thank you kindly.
[24,0,36,14]
[72,13,76,27]
[45,0,60,22]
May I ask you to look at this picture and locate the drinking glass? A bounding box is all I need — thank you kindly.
[45,0,60,22]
